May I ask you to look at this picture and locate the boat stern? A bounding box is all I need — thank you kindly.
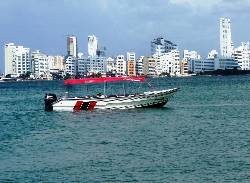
[44,93,57,111]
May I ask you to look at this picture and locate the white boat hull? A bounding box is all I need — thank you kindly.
[46,88,178,112]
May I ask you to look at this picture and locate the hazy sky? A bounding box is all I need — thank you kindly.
[1,0,250,72]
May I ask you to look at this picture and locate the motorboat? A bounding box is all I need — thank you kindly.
[44,77,179,112]
[0,77,17,82]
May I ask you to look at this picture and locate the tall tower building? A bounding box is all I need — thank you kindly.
[67,35,78,57]
[4,43,16,75]
[220,18,233,58]
[88,35,98,57]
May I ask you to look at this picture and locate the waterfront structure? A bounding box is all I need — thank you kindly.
[188,59,215,73]
[155,50,181,76]
[232,42,250,70]
[31,50,49,78]
[116,55,126,76]
[215,58,240,70]
[151,37,177,56]
[4,43,31,77]
[67,35,78,58]
[88,35,98,57]
[143,57,157,76]
[207,50,218,60]
[220,18,234,58]
[136,56,144,76]
[183,50,201,60]
[127,52,136,76]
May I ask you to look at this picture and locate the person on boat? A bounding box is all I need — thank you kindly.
[96,93,106,99]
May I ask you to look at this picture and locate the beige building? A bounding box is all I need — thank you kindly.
[180,59,189,75]
[143,57,156,76]
[126,52,136,76]
[53,56,65,71]
[127,61,136,76]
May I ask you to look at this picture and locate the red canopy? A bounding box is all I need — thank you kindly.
[64,76,145,85]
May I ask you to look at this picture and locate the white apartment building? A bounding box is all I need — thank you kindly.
[220,18,234,58]
[127,52,136,62]
[65,55,77,75]
[232,42,250,70]
[88,35,98,57]
[88,56,106,74]
[77,54,107,76]
[77,53,88,76]
[48,56,54,71]
[116,55,126,76]
[183,50,201,60]
[4,43,31,76]
[31,50,49,78]
[155,50,180,76]
[136,56,144,76]
[106,57,116,73]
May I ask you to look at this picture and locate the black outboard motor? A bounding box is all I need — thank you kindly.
[44,93,57,111]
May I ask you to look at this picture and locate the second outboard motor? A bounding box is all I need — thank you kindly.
[44,93,57,111]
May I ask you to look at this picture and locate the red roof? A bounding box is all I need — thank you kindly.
[64,77,145,85]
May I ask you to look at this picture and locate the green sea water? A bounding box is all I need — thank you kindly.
[0,76,250,182]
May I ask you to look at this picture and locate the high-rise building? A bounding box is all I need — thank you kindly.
[220,18,234,58]
[151,37,177,56]
[67,35,78,58]
[4,43,16,76]
[4,43,31,76]
[88,35,98,57]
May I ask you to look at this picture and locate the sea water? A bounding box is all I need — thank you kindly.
[0,76,250,182]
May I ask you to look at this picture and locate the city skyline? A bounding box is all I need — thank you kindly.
[1,0,250,73]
